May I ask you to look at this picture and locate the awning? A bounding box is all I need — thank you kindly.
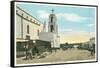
[16,39,29,42]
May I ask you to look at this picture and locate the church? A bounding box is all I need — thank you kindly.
[39,9,60,48]
[16,6,60,57]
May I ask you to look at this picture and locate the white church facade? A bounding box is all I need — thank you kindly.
[39,9,60,48]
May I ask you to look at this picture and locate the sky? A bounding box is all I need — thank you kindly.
[16,2,96,43]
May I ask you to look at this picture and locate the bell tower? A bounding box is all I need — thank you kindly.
[39,9,60,48]
[48,9,58,34]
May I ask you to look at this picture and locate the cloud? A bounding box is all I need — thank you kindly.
[57,13,87,22]
[59,30,95,44]
[87,23,95,27]
[59,28,73,32]
[59,29,95,37]
[37,10,88,22]
[37,10,49,19]
[64,13,87,22]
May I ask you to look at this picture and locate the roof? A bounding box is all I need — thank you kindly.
[16,6,43,26]
[16,39,29,42]
[90,37,95,40]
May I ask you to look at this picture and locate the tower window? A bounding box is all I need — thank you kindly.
[50,25,54,32]
[27,25,29,34]
[51,16,53,22]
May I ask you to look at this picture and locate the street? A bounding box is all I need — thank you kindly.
[16,48,95,64]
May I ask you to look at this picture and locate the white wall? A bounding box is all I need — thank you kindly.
[16,14,22,38]
[39,32,56,42]
[39,32,60,48]
[0,0,99,68]
[16,7,43,40]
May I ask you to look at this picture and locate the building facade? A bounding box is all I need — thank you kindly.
[16,6,43,57]
[16,6,43,42]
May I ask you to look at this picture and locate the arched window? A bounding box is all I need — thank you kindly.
[27,25,29,34]
[37,29,39,36]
